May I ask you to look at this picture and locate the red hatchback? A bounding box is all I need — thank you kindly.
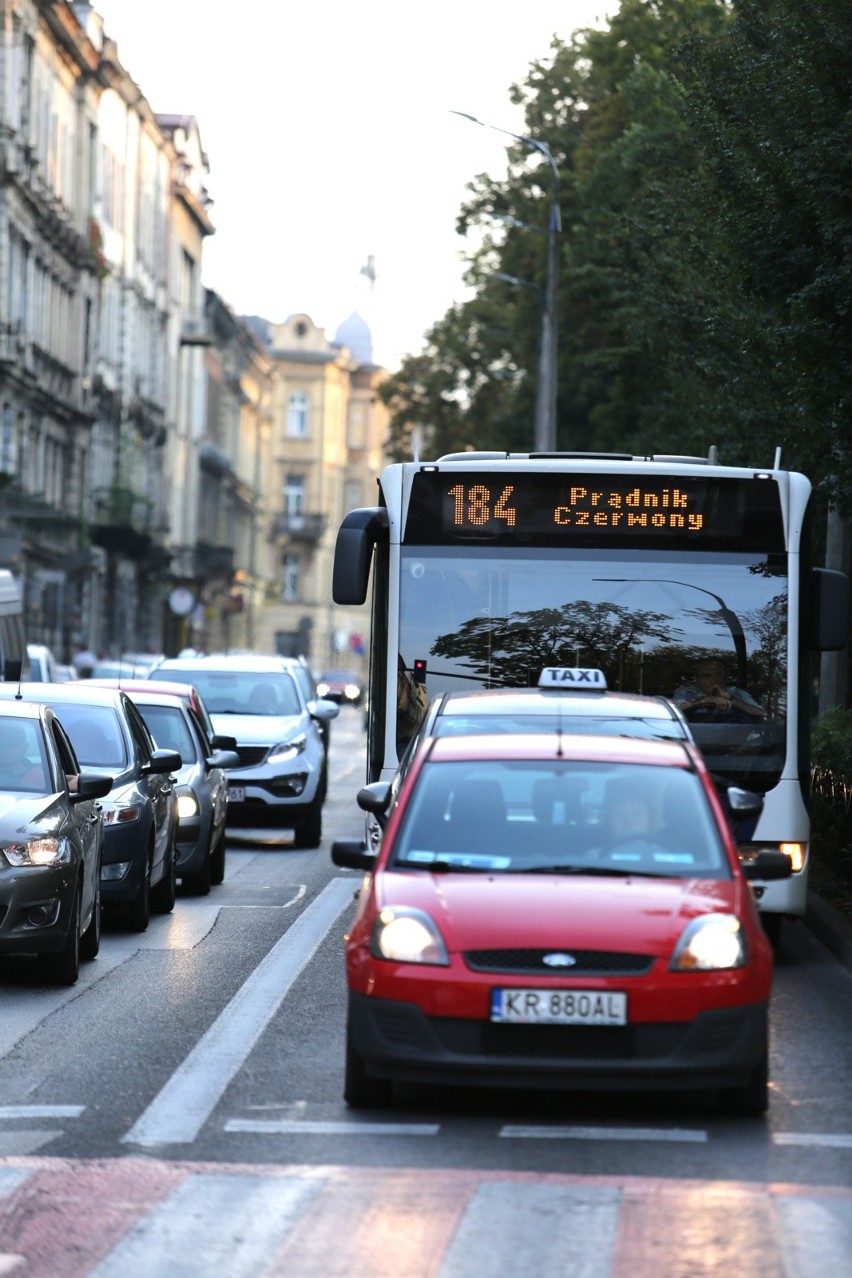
[332,733,791,1114]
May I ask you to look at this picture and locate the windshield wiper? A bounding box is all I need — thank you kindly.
[506,864,672,878]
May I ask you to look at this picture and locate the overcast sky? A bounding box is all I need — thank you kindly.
[93,1,614,368]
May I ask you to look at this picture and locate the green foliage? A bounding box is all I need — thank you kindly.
[380,0,851,514]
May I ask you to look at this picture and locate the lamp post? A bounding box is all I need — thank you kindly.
[452,110,561,451]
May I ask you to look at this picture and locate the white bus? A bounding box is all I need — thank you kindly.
[0,569,25,683]
[333,450,849,937]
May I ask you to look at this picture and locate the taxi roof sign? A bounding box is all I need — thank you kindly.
[538,667,608,690]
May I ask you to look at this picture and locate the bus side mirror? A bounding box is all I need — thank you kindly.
[811,567,849,651]
[332,508,388,605]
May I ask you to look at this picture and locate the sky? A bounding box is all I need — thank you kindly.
[92,1,615,369]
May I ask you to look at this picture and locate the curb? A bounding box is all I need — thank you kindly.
[804,891,852,971]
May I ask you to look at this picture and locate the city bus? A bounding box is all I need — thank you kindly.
[333,450,848,935]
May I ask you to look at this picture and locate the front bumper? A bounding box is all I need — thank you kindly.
[348,990,769,1094]
[0,865,77,956]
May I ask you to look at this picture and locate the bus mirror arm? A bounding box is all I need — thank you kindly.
[332,508,388,605]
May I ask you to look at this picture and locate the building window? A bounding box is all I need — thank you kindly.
[287,390,308,438]
[284,474,305,520]
[282,555,300,601]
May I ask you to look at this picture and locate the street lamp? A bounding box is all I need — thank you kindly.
[452,110,561,452]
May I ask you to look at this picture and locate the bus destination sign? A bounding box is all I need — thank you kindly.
[404,471,784,549]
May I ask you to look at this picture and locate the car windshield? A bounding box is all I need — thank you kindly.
[0,717,50,792]
[434,713,686,742]
[155,669,301,716]
[390,759,729,878]
[50,705,127,768]
[137,704,195,763]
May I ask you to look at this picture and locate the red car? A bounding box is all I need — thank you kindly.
[332,733,791,1114]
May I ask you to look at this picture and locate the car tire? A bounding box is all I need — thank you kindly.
[184,852,212,896]
[40,888,81,986]
[210,830,226,886]
[151,846,177,914]
[80,880,101,961]
[292,798,323,850]
[344,1025,393,1108]
[719,1047,769,1117]
[760,913,782,948]
[126,853,151,933]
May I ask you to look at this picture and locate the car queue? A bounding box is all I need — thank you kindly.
[0,650,340,985]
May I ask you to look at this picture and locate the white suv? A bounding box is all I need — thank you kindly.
[149,653,338,847]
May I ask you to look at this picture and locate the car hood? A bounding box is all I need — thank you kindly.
[375,872,744,956]
[0,792,70,836]
[210,712,303,744]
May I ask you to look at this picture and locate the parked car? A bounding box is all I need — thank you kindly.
[122,688,239,893]
[0,700,112,984]
[0,683,181,931]
[316,670,364,705]
[149,653,339,847]
[24,644,63,683]
[332,730,791,1113]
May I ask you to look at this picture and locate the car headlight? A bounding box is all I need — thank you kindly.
[268,733,307,764]
[670,914,747,971]
[176,789,200,820]
[370,906,449,965]
[345,684,360,701]
[3,837,71,867]
[316,683,330,697]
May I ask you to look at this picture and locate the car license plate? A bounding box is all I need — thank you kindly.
[490,989,627,1025]
[228,785,245,802]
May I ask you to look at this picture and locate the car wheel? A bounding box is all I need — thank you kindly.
[151,846,177,914]
[760,912,782,948]
[292,798,323,850]
[344,1025,393,1108]
[719,1047,769,1117]
[210,830,226,886]
[184,852,212,896]
[80,880,101,961]
[40,888,81,986]
[126,853,151,932]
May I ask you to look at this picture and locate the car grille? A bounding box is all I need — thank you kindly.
[233,745,268,768]
[464,949,655,976]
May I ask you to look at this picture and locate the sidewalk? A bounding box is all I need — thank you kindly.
[805,891,852,970]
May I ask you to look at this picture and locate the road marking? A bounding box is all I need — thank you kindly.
[437,1181,620,1278]
[86,1173,322,1278]
[773,1194,852,1277]
[500,1124,708,1143]
[0,1169,31,1197]
[0,1106,84,1120]
[224,1118,440,1136]
[774,1132,852,1149]
[121,877,355,1147]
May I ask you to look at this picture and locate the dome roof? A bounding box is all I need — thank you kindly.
[334,310,373,364]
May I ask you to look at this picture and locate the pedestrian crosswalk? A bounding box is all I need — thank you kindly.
[1,1158,851,1277]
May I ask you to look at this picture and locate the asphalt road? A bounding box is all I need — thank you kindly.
[1,705,851,1276]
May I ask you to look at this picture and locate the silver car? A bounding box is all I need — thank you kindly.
[149,654,339,848]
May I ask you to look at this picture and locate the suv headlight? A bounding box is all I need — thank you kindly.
[268,733,307,764]
[670,914,747,971]
[3,837,71,867]
[370,906,449,965]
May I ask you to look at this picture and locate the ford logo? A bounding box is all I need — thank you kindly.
[542,952,576,968]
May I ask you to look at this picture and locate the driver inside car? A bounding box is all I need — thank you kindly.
[672,659,767,723]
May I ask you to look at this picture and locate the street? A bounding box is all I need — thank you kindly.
[1,707,851,1276]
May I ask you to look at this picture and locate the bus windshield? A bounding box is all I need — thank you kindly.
[397,546,787,792]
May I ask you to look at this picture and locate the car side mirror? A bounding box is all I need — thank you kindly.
[208,749,240,770]
[211,733,238,751]
[355,781,392,827]
[726,787,764,820]
[73,773,114,801]
[146,748,182,775]
[331,839,376,872]
[740,849,792,881]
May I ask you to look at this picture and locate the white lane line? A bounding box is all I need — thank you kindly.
[773,1195,852,1278]
[773,1132,852,1149]
[0,1105,84,1120]
[500,1124,708,1143]
[122,877,355,1147]
[0,1168,31,1197]
[224,1118,440,1136]
[438,1182,621,1278]
[86,1173,322,1278]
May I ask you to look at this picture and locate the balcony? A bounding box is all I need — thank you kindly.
[269,512,325,544]
[89,485,155,558]
[180,312,212,347]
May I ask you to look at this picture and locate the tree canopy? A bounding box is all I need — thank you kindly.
[377,0,851,510]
